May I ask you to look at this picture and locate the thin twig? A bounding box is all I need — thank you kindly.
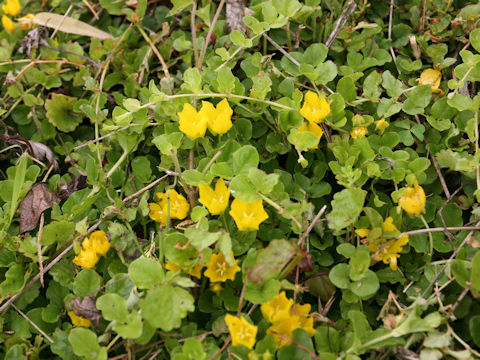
[400,226,480,237]
[236,274,248,316]
[388,0,398,66]
[37,213,45,288]
[421,221,480,297]
[82,0,99,20]
[451,288,469,312]
[122,171,178,203]
[50,4,73,39]
[11,303,54,343]
[298,205,327,246]
[198,0,226,70]
[269,330,322,360]
[326,0,357,48]
[263,33,300,66]
[209,335,231,360]
[191,1,199,68]
[202,150,223,174]
[136,24,170,79]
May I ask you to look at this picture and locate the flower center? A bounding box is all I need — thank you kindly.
[215,261,227,276]
[237,327,251,340]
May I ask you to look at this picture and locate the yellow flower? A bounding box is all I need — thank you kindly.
[73,249,99,269]
[2,0,20,16]
[292,304,316,336]
[369,235,409,271]
[148,202,168,226]
[261,291,294,323]
[376,119,389,131]
[204,251,241,282]
[418,69,442,94]
[207,99,233,135]
[399,179,426,216]
[157,189,190,220]
[178,103,208,139]
[165,260,203,279]
[229,199,268,231]
[267,316,299,348]
[198,178,230,215]
[82,231,110,256]
[298,121,324,149]
[211,283,222,293]
[1,15,15,32]
[300,91,330,123]
[68,311,92,327]
[225,314,258,349]
[351,126,367,139]
[18,13,35,30]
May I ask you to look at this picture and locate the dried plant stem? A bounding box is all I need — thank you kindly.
[298,205,327,246]
[191,1,199,68]
[123,171,178,203]
[269,330,322,360]
[136,24,170,79]
[400,226,480,237]
[37,213,45,287]
[264,33,300,66]
[326,0,357,48]
[198,0,226,70]
[12,303,54,343]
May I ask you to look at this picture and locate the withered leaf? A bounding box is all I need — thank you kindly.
[57,173,87,200]
[20,183,60,233]
[69,296,101,326]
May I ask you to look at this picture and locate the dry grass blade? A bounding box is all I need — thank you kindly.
[33,12,113,40]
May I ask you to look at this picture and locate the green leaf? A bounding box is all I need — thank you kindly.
[232,145,259,175]
[245,239,295,284]
[470,251,480,296]
[349,249,370,281]
[140,284,194,331]
[447,94,475,111]
[251,73,272,100]
[230,30,253,48]
[229,174,261,202]
[304,43,328,66]
[363,71,382,101]
[216,68,235,94]
[183,68,202,93]
[278,329,315,359]
[168,0,193,16]
[41,221,75,246]
[45,94,82,132]
[73,269,102,297]
[315,61,338,85]
[182,169,213,186]
[402,85,432,115]
[131,156,152,183]
[96,293,129,322]
[272,0,301,17]
[327,188,366,231]
[68,328,107,360]
[113,312,143,339]
[337,77,357,102]
[248,168,279,194]
[128,257,165,289]
[184,228,220,252]
[470,28,480,53]
[382,71,404,98]
[469,315,480,347]
[329,263,350,289]
[244,278,281,304]
[287,128,318,152]
[350,270,379,298]
[123,98,141,112]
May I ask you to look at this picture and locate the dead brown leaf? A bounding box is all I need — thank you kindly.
[20,183,60,233]
[69,296,101,327]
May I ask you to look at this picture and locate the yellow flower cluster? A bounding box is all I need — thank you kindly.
[204,251,241,283]
[1,0,34,33]
[355,217,409,271]
[398,178,426,216]
[148,189,190,226]
[225,314,258,349]
[261,292,316,348]
[350,125,367,139]
[178,99,233,139]
[298,91,330,149]
[68,311,92,327]
[73,231,111,269]
[198,178,268,231]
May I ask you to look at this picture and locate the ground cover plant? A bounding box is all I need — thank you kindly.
[1,0,480,358]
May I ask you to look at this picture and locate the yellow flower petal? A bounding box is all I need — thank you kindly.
[2,0,21,17]
[204,252,240,282]
[82,230,110,256]
[225,314,258,349]
[418,69,442,93]
[165,260,203,279]
[73,249,99,269]
[267,316,299,348]
[229,199,268,231]
[376,119,389,131]
[198,178,230,215]
[68,311,92,327]
[261,291,294,323]
[355,228,371,238]
[148,202,168,226]
[157,189,190,220]
[399,179,426,216]
[18,13,35,30]
[208,99,233,135]
[178,103,208,139]
[1,15,16,32]
[300,91,330,123]
[351,126,367,139]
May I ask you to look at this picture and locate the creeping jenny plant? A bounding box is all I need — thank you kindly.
[1,0,480,359]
